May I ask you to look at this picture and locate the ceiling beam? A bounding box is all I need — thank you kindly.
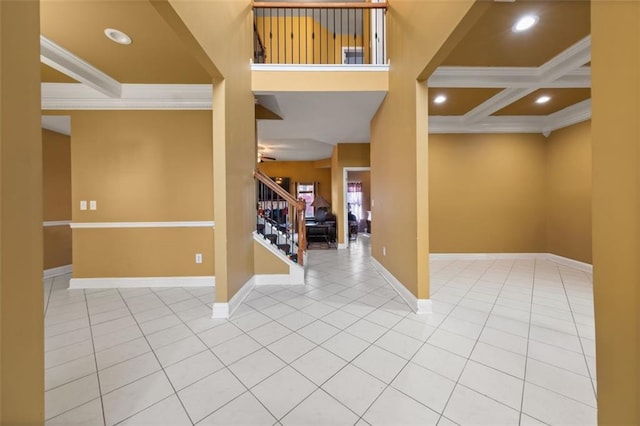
[429,99,591,135]
[460,35,590,124]
[40,35,122,98]
[41,83,212,110]
[463,87,537,123]
[429,66,590,88]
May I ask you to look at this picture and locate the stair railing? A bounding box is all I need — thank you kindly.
[254,169,307,266]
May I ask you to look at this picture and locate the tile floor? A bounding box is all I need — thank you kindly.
[43,238,597,425]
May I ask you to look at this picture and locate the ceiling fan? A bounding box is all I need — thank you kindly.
[257,151,276,163]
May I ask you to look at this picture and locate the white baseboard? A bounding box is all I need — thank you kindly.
[255,270,304,286]
[337,243,348,250]
[429,252,593,274]
[545,253,593,274]
[429,253,541,261]
[370,257,431,315]
[44,264,72,279]
[212,276,255,319]
[69,276,215,289]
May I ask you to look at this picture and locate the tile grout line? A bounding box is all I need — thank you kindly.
[518,258,537,425]
[82,288,108,426]
[114,288,198,426]
[271,255,414,423]
[233,247,413,422]
[553,261,598,400]
[140,286,289,424]
[435,259,518,424]
[358,259,500,424]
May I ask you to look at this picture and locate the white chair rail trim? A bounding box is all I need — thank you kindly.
[43,220,71,227]
[70,221,215,229]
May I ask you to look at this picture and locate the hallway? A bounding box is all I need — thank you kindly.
[43,238,596,425]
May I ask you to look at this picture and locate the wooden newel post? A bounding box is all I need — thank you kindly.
[297,198,306,266]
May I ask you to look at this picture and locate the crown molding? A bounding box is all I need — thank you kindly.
[40,35,122,98]
[429,99,590,135]
[429,115,545,134]
[41,115,71,135]
[42,83,213,110]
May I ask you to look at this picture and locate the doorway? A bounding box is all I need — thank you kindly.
[343,167,371,245]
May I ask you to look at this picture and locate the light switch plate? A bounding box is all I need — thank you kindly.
[89,200,97,210]
[195,253,203,264]
[80,200,87,211]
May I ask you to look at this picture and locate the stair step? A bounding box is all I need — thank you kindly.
[277,244,291,254]
[264,234,278,244]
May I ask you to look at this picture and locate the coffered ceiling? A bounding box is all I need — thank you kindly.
[40,0,592,160]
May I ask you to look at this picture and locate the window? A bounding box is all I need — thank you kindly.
[296,183,316,217]
[347,182,363,221]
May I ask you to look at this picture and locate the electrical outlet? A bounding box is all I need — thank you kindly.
[382,246,386,256]
[89,200,97,210]
[80,200,87,211]
[195,253,203,264]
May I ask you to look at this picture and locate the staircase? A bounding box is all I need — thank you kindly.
[254,169,307,266]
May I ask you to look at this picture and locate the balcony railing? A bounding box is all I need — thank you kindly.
[253,2,387,65]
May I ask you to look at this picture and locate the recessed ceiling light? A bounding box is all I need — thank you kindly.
[536,95,551,104]
[512,15,539,32]
[104,28,132,45]
[434,95,447,104]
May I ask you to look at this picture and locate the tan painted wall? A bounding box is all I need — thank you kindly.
[43,129,72,269]
[43,129,71,220]
[69,110,214,278]
[370,0,477,298]
[258,161,332,204]
[546,121,592,263]
[44,227,72,270]
[166,0,256,303]
[252,69,388,92]
[331,143,370,244]
[254,240,288,275]
[429,133,547,253]
[591,2,640,423]
[0,0,44,422]
[73,228,214,278]
[71,111,213,222]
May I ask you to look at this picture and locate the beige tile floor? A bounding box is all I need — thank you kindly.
[43,237,597,425]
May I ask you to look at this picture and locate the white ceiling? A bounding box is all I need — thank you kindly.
[256,91,387,161]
